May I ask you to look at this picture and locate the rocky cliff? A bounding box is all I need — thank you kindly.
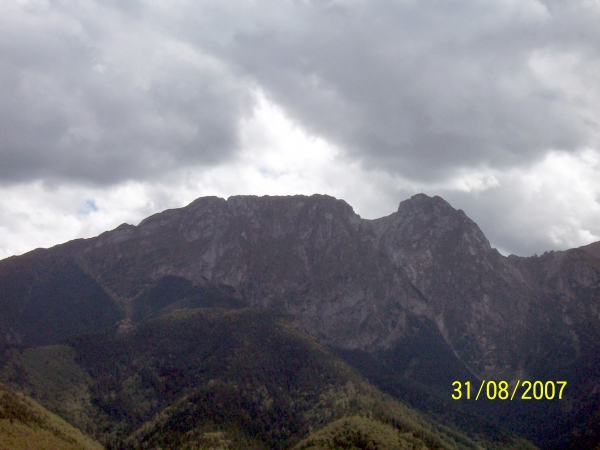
[3,194,599,377]
[1,193,599,448]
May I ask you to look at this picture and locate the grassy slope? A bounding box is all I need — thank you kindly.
[0,345,96,435]
[0,381,104,450]
[2,307,537,450]
[293,415,445,450]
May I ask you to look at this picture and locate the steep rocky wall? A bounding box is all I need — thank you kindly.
[2,193,599,383]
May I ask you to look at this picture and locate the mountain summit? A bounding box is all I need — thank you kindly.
[1,193,599,448]
[1,193,598,375]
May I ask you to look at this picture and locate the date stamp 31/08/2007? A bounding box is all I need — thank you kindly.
[452,380,567,401]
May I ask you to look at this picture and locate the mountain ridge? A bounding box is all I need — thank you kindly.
[2,193,599,372]
[1,193,599,448]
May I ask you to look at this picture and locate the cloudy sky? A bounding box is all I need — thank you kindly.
[1,0,600,259]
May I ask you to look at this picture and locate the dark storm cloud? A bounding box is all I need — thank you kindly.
[0,1,254,185]
[189,0,600,182]
[2,0,600,193]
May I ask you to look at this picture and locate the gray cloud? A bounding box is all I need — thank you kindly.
[2,0,600,258]
[3,0,600,186]
[191,0,600,181]
[0,1,254,185]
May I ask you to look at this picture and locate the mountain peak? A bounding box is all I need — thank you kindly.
[398,193,456,215]
[389,193,483,246]
[1,192,598,450]
[226,193,357,214]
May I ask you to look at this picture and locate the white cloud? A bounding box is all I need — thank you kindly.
[443,148,600,255]
[505,149,600,249]
[0,181,152,259]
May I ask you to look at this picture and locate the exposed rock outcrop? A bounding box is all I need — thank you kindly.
[3,193,599,383]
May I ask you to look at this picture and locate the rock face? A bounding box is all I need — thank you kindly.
[75,194,419,351]
[2,193,599,381]
[2,193,600,447]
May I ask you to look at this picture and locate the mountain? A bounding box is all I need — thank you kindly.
[0,193,599,448]
[1,307,534,449]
